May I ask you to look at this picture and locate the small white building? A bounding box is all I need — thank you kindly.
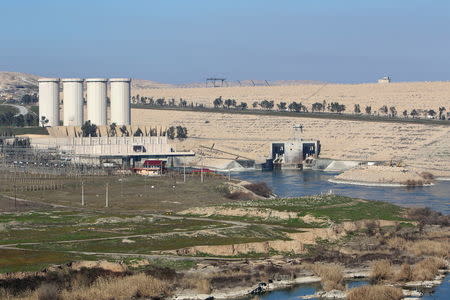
[378,76,391,83]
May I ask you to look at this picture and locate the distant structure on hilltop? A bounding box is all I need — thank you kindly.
[378,76,392,83]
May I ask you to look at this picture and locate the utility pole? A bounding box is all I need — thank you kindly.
[14,184,17,210]
[228,169,231,181]
[105,182,109,208]
[200,161,204,183]
[81,181,85,206]
[183,163,186,183]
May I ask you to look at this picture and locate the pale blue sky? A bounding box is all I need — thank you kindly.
[1,0,449,83]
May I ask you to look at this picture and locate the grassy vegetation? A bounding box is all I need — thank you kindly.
[29,105,39,115]
[0,105,19,115]
[0,249,101,273]
[11,174,232,212]
[0,126,48,135]
[0,210,229,245]
[211,195,406,224]
[19,224,287,254]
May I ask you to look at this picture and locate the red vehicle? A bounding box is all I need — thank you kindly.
[192,168,215,173]
[143,160,167,172]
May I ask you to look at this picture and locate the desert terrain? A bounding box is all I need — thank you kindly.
[134,81,450,114]
[131,108,450,177]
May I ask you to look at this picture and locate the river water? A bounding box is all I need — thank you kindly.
[232,170,449,299]
[233,170,450,214]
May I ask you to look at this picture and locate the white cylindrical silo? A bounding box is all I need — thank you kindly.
[110,78,131,125]
[38,78,60,127]
[62,78,84,126]
[86,78,107,125]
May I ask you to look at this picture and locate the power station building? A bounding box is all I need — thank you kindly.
[38,78,132,127]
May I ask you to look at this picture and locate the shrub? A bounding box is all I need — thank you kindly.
[370,260,393,282]
[180,274,212,294]
[226,191,253,200]
[243,182,272,197]
[394,264,413,282]
[412,257,447,281]
[408,207,449,226]
[347,285,403,300]
[420,172,434,180]
[37,284,61,300]
[310,263,344,291]
[407,239,450,257]
[60,273,170,300]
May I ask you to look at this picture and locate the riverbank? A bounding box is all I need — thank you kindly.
[332,165,434,186]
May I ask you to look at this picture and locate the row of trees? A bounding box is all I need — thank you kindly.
[133,94,447,120]
[355,105,446,119]
[213,97,347,114]
[132,95,204,109]
[210,98,447,120]
[0,111,39,127]
[80,121,188,140]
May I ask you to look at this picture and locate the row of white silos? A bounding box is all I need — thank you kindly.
[38,78,131,127]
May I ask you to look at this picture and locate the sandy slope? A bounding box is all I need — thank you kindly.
[132,108,450,176]
[134,81,450,114]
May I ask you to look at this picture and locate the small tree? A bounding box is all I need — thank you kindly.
[289,102,301,112]
[213,96,223,108]
[252,101,259,109]
[40,116,49,127]
[238,102,248,110]
[109,123,117,136]
[365,106,372,115]
[410,109,418,118]
[13,115,25,127]
[156,98,166,106]
[176,126,188,140]
[133,128,143,136]
[427,109,437,118]
[389,106,397,117]
[277,102,287,110]
[119,125,129,137]
[354,104,361,114]
[81,120,97,137]
[166,126,176,139]
[312,102,323,112]
[403,110,408,118]
[24,113,37,126]
[438,107,446,119]
[379,105,388,115]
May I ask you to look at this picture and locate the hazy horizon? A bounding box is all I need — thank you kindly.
[1,0,449,84]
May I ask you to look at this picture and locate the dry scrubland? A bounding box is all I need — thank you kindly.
[132,108,450,176]
[135,81,450,113]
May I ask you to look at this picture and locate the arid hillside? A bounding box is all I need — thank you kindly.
[132,108,450,176]
[0,71,39,99]
[134,81,450,115]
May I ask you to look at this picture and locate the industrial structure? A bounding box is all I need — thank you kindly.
[37,78,60,126]
[262,125,321,170]
[38,78,132,127]
[62,78,84,126]
[86,78,108,126]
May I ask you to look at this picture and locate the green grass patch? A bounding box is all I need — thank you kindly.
[0,210,230,245]
[0,249,101,273]
[19,225,288,254]
[0,126,49,135]
[0,105,19,114]
[220,195,405,223]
